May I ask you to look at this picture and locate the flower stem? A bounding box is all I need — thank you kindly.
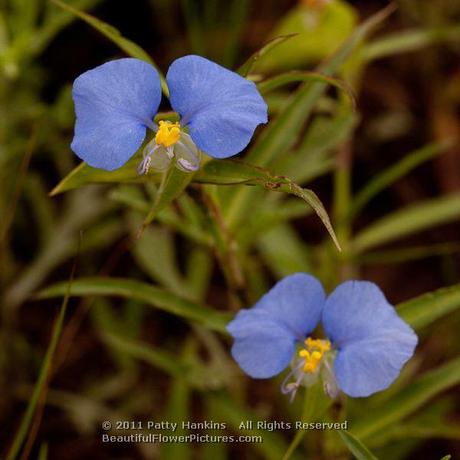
[281,386,313,460]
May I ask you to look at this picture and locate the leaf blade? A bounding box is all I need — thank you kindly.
[338,430,379,460]
[36,277,231,332]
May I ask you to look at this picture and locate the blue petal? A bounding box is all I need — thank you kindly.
[71,58,161,170]
[166,55,268,159]
[226,273,325,378]
[323,281,418,397]
[253,273,325,339]
[229,318,297,378]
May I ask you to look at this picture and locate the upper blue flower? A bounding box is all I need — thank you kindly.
[71,56,268,172]
[227,273,418,399]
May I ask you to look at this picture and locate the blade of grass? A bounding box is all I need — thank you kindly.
[351,357,460,440]
[338,430,379,460]
[237,33,298,76]
[258,71,356,110]
[5,253,76,460]
[363,24,460,61]
[352,193,460,253]
[398,283,460,330]
[226,4,395,229]
[36,277,232,332]
[350,140,451,218]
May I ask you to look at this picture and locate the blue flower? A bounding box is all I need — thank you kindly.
[71,56,268,172]
[226,273,417,400]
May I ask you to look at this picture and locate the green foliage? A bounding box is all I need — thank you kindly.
[338,430,379,460]
[3,0,460,458]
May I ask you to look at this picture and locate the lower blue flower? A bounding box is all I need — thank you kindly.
[226,274,417,400]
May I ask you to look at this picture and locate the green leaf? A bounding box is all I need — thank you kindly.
[131,225,189,297]
[36,277,231,332]
[161,375,191,460]
[338,430,379,460]
[102,332,188,379]
[277,110,358,184]
[397,283,460,330]
[351,141,450,218]
[195,158,270,185]
[351,357,460,440]
[352,193,460,253]
[369,421,460,447]
[6,263,73,460]
[50,157,162,196]
[198,159,340,250]
[363,25,460,62]
[38,443,48,460]
[225,4,395,229]
[258,70,356,109]
[50,0,168,94]
[359,243,460,266]
[258,223,313,277]
[237,33,298,76]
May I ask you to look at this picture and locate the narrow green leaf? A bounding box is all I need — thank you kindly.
[351,141,450,217]
[50,0,168,94]
[275,183,340,251]
[258,224,313,277]
[6,265,73,460]
[351,357,460,440]
[397,283,460,330]
[226,4,395,228]
[197,159,340,250]
[277,110,357,184]
[38,443,48,460]
[338,430,379,460]
[131,225,189,297]
[363,25,460,62]
[353,193,460,253]
[50,157,162,196]
[195,158,270,185]
[440,455,452,460]
[237,34,298,76]
[161,377,191,460]
[36,278,231,332]
[359,243,460,265]
[369,421,460,447]
[102,332,188,378]
[258,71,356,109]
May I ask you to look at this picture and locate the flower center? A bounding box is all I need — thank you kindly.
[298,337,331,374]
[155,120,181,147]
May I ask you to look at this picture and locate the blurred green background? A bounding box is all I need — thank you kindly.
[1,0,460,458]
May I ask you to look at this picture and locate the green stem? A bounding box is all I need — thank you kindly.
[281,387,314,460]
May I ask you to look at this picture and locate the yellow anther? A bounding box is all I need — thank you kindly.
[155,121,181,147]
[298,337,331,374]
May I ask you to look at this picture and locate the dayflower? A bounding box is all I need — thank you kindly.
[71,55,268,173]
[227,273,417,401]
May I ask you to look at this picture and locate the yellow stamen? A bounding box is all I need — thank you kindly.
[298,337,331,374]
[155,121,181,147]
